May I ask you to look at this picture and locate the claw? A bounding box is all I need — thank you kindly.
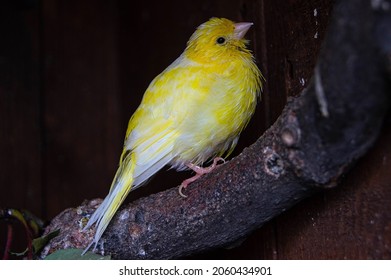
[178,157,225,198]
[178,184,189,198]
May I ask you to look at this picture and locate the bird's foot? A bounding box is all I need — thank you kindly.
[178,157,225,198]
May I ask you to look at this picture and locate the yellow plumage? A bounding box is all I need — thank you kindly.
[83,17,263,253]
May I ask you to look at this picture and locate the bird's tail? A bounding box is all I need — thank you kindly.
[82,151,135,254]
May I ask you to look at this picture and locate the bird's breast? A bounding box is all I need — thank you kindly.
[170,59,259,166]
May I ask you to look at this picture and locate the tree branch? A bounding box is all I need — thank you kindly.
[41,0,390,259]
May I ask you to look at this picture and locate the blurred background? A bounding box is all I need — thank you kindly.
[1,0,390,259]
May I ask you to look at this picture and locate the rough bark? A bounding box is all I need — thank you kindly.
[41,0,390,259]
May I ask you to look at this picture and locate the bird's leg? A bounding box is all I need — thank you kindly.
[179,157,225,197]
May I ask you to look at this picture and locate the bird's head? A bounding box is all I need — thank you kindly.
[185,18,254,64]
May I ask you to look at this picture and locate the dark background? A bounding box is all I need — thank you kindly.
[1,0,390,259]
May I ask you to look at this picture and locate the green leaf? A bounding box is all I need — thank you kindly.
[32,229,60,254]
[22,209,46,235]
[9,248,28,257]
[44,248,111,260]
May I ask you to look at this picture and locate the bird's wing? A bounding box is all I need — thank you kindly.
[126,117,179,188]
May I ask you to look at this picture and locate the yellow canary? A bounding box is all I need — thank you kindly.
[83,17,263,253]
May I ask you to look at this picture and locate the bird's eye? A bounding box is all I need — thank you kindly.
[216,37,226,45]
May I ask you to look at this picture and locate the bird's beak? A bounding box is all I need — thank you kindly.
[233,22,253,40]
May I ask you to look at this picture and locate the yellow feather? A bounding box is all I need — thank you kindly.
[83,17,263,252]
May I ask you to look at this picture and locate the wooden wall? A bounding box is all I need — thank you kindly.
[1,0,390,259]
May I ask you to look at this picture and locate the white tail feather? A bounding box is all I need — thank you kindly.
[82,129,176,254]
[82,153,134,254]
